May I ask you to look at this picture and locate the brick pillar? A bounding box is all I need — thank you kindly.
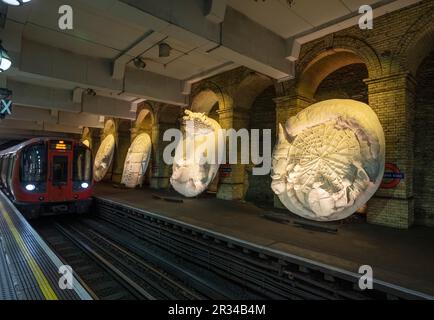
[365,72,416,229]
[274,94,314,128]
[216,107,250,200]
[273,94,314,209]
[150,122,173,189]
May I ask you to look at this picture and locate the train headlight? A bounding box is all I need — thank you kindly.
[25,184,36,191]
[81,182,89,189]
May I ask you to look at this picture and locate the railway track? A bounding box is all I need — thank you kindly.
[94,197,433,300]
[34,222,134,300]
[34,219,205,300]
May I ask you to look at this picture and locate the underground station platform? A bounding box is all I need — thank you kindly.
[93,184,434,299]
[1,0,434,307]
[1,183,434,301]
[0,192,91,300]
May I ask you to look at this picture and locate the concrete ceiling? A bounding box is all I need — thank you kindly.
[0,0,421,138]
[227,0,389,38]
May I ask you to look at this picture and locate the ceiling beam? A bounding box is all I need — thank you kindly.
[7,79,136,119]
[109,0,292,80]
[205,0,227,24]
[13,38,187,106]
[112,30,168,80]
[286,0,422,62]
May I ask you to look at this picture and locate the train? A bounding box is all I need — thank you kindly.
[0,138,93,219]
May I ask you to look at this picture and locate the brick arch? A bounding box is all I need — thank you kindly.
[156,103,182,125]
[135,102,155,130]
[233,72,273,111]
[297,36,382,98]
[190,82,231,114]
[102,118,117,138]
[392,7,434,76]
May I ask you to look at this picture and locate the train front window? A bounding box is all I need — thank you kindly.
[73,146,92,182]
[52,156,68,186]
[21,144,47,183]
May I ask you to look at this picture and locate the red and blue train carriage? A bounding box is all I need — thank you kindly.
[0,138,93,218]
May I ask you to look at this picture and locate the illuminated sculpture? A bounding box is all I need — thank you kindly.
[271,99,385,221]
[171,110,221,197]
[82,139,90,148]
[121,133,152,188]
[93,134,115,182]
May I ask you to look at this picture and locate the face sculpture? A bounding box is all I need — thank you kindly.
[271,99,385,221]
[93,134,115,182]
[121,133,152,188]
[170,110,222,197]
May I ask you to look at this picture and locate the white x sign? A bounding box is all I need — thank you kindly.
[0,99,12,115]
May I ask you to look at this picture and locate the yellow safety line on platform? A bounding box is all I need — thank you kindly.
[0,204,59,300]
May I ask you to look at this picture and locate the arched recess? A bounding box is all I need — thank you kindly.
[233,73,273,111]
[414,50,434,227]
[133,103,154,138]
[121,103,155,188]
[232,73,274,200]
[391,7,434,76]
[191,89,220,114]
[314,63,369,103]
[297,36,382,99]
[189,84,228,195]
[81,127,92,149]
[298,49,369,99]
[94,119,117,182]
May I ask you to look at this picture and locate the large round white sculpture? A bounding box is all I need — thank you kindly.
[121,133,152,188]
[93,134,115,182]
[271,99,385,221]
[171,110,222,197]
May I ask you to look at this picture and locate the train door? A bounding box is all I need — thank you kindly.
[47,141,73,202]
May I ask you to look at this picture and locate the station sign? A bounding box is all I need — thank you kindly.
[0,88,12,120]
[381,163,404,189]
[219,164,232,178]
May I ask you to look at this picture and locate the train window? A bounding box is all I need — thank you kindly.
[6,155,15,190]
[21,143,47,183]
[0,156,3,187]
[73,146,92,182]
[1,155,9,187]
[52,156,68,186]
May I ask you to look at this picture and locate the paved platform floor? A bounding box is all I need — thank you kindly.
[0,191,92,300]
[94,183,434,296]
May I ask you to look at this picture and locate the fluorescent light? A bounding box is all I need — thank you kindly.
[1,0,31,6]
[0,43,12,72]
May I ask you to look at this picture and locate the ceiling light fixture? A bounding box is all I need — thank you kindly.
[0,41,12,72]
[133,57,146,69]
[1,0,32,6]
[85,88,96,96]
[253,0,295,7]
[158,43,171,58]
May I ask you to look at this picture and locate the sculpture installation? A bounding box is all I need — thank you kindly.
[271,99,385,221]
[171,110,222,197]
[121,133,152,188]
[93,134,115,182]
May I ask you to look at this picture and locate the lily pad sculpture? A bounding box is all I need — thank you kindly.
[271,99,385,221]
